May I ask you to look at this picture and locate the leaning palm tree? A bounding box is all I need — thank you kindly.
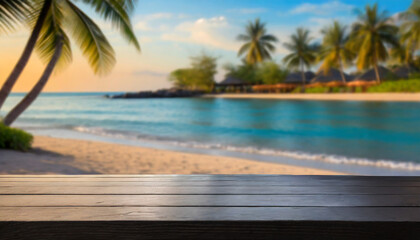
[237,18,278,65]
[0,0,33,34]
[399,0,420,65]
[283,28,318,90]
[0,0,139,111]
[318,21,355,83]
[389,43,414,66]
[348,4,399,83]
[2,0,140,126]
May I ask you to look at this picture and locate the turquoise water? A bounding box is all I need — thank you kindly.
[2,92,420,174]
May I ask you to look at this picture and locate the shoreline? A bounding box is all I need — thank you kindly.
[203,93,420,102]
[0,136,343,175]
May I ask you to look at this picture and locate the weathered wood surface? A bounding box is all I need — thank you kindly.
[1,175,420,240]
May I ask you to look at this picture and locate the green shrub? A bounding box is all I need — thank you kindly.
[304,87,344,93]
[290,79,420,93]
[367,79,420,93]
[0,123,33,151]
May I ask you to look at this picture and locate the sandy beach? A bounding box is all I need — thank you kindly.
[204,93,420,102]
[0,136,341,175]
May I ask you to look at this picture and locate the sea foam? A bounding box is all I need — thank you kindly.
[72,125,420,171]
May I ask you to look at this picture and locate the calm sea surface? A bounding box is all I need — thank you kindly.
[2,92,420,175]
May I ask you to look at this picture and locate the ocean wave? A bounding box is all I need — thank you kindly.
[72,125,420,171]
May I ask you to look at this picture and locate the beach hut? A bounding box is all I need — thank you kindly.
[346,66,393,90]
[392,65,419,79]
[284,71,315,84]
[215,75,250,93]
[309,68,352,88]
[350,66,393,84]
[252,83,297,93]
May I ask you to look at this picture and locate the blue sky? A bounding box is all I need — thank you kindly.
[0,0,414,92]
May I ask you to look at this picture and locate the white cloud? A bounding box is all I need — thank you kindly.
[144,13,173,20]
[135,21,151,31]
[290,1,355,15]
[161,16,241,52]
[135,13,187,31]
[228,8,267,14]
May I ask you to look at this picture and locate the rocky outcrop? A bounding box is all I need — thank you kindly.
[105,88,205,99]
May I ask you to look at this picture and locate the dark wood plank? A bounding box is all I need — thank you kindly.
[2,175,420,239]
[2,175,420,181]
[1,221,420,240]
[2,185,420,194]
[1,194,420,207]
[2,207,420,221]
[4,179,420,186]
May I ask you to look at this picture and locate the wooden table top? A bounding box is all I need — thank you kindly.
[2,174,420,222]
[3,175,420,239]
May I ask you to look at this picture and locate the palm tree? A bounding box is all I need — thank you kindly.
[2,0,140,126]
[0,0,140,111]
[399,0,420,65]
[0,0,33,33]
[389,43,413,66]
[348,4,399,83]
[283,28,318,90]
[319,21,355,83]
[237,18,278,65]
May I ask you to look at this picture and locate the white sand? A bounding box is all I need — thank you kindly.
[0,136,342,175]
[204,93,420,102]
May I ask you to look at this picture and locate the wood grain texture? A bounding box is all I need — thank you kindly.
[1,222,420,240]
[2,175,420,239]
[4,179,420,186]
[2,206,420,221]
[2,185,420,195]
[2,194,420,207]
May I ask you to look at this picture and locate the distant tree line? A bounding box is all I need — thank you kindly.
[169,54,217,92]
[170,1,420,90]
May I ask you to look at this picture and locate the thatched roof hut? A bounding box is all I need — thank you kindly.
[392,65,419,79]
[252,83,297,92]
[216,76,249,86]
[284,71,315,84]
[354,66,393,82]
[309,68,352,87]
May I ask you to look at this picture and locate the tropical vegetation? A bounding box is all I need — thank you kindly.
[283,28,318,88]
[219,1,420,93]
[169,53,217,91]
[348,4,399,83]
[318,21,354,83]
[237,18,278,65]
[0,0,33,34]
[0,122,33,151]
[399,1,420,65]
[0,0,140,127]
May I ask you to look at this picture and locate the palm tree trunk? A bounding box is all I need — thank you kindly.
[3,38,63,126]
[0,0,52,110]
[338,57,346,83]
[373,63,381,84]
[300,61,306,93]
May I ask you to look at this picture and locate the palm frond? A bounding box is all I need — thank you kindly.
[237,18,277,64]
[35,1,72,71]
[64,1,116,75]
[0,0,33,33]
[81,0,140,51]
